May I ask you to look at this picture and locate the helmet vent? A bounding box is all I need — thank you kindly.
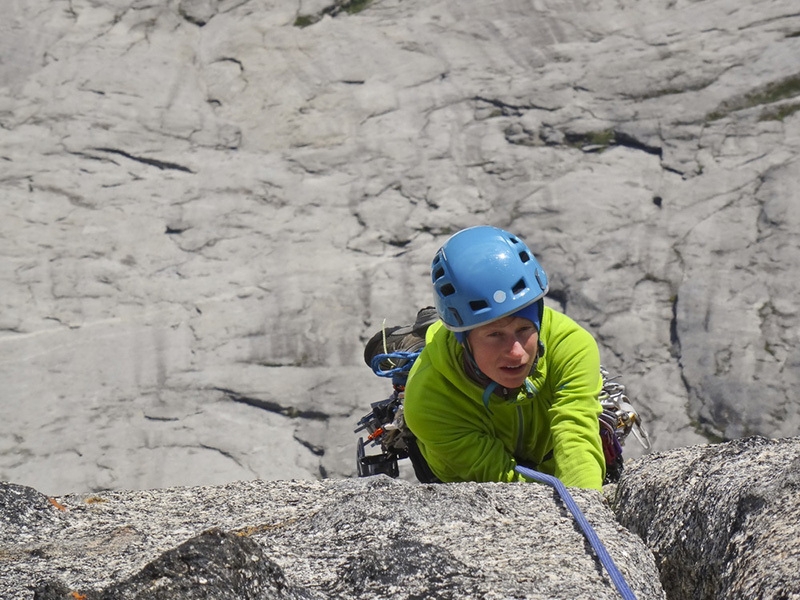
[519,250,531,263]
[511,278,527,295]
[432,266,445,281]
[469,299,489,312]
[440,283,456,297]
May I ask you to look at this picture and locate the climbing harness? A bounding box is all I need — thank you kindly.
[356,357,651,484]
[515,465,638,600]
[355,312,651,484]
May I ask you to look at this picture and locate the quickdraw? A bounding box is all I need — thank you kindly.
[599,367,651,483]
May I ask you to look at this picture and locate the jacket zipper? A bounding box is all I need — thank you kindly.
[515,405,525,457]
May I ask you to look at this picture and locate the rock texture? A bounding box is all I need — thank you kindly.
[1,0,799,493]
[4,437,798,600]
[33,528,306,600]
[1,476,665,600]
[613,436,800,600]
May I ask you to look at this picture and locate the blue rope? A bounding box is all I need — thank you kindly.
[514,465,637,600]
[370,351,422,378]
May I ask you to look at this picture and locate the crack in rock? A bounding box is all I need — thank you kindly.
[93,148,195,173]
[216,388,330,421]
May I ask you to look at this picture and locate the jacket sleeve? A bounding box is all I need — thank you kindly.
[546,324,605,490]
[407,411,529,483]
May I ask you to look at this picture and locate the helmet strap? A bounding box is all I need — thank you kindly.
[460,337,515,402]
[460,334,545,403]
[461,338,488,385]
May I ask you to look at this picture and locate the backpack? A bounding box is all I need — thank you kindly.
[355,308,650,485]
[356,307,440,482]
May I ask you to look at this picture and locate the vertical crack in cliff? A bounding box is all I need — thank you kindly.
[670,292,692,400]
[671,291,705,443]
[669,294,681,361]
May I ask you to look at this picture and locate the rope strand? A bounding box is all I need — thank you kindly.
[514,466,637,600]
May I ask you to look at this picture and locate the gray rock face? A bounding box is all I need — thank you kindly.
[1,477,664,600]
[33,528,303,600]
[4,437,798,600]
[1,0,799,493]
[36,528,306,600]
[613,436,800,600]
[0,483,65,538]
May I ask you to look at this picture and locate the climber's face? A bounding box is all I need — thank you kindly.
[467,315,539,389]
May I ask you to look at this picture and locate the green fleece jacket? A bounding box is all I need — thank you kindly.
[403,307,605,490]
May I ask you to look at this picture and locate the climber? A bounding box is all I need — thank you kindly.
[402,225,606,490]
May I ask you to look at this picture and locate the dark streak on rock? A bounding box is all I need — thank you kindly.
[216,387,329,420]
[93,148,195,173]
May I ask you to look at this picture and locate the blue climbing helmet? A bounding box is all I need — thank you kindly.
[431,226,549,333]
